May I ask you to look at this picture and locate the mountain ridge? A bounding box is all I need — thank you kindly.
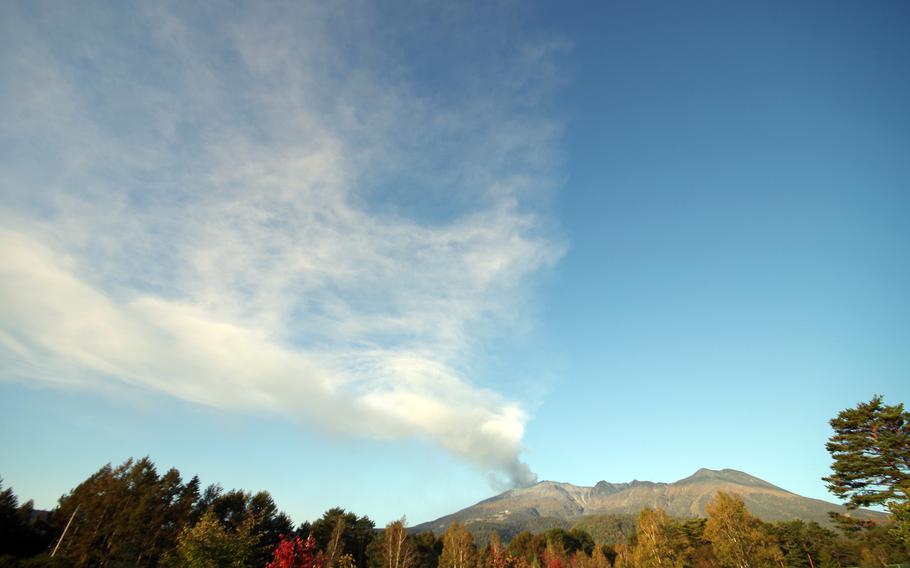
[411,468,885,540]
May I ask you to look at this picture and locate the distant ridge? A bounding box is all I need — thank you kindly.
[411,468,886,540]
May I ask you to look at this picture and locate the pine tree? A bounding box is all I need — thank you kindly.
[0,478,35,558]
[50,457,204,567]
[311,508,375,568]
[824,395,910,546]
[824,396,910,508]
[889,502,910,546]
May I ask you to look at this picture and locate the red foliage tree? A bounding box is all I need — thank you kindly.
[268,533,319,568]
[544,550,565,568]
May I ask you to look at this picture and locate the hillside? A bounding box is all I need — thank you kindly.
[411,468,887,541]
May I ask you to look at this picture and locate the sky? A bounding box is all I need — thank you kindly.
[1,1,908,527]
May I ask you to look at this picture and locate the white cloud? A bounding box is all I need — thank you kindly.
[0,1,566,488]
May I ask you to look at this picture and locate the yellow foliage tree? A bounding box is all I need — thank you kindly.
[439,523,476,568]
[630,508,686,568]
[704,492,781,568]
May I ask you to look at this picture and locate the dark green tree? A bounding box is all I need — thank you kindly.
[200,487,294,565]
[678,518,715,568]
[824,396,910,545]
[249,491,295,566]
[411,532,441,568]
[570,515,636,546]
[541,529,593,557]
[768,521,836,568]
[1,479,26,556]
[310,508,375,568]
[507,531,546,565]
[52,458,204,567]
[0,479,51,558]
[824,395,910,507]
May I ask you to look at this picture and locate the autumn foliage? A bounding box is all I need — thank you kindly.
[268,534,320,568]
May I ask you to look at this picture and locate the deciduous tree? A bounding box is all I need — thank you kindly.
[630,508,685,568]
[704,492,781,568]
[439,523,475,568]
[379,518,416,568]
[176,510,257,568]
[268,534,319,568]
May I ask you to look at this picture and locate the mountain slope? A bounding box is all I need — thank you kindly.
[411,468,886,539]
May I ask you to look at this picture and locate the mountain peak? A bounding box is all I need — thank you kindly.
[677,468,782,490]
[593,480,623,494]
[411,467,887,536]
[691,467,728,479]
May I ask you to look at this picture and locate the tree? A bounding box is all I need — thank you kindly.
[629,508,685,568]
[823,395,910,545]
[889,502,910,547]
[176,510,257,568]
[377,518,416,568]
[485,532,510,568]
[824,395,910,507]
[198,487,294,565]
[590,545,613,568]
[0,479,33,558]
[677,518,714,568]
[438,523,475,568]
[0,479,53,560]
[267,534,319,568]
[247,491,295,565]
[570,515,636,547]
[46,457,292,568]
[768,520,836,568]
[411,532,442,568]
[507,531,546,566]
[704,492,781,568]
[51,457,201,567]
[311,508,375,568]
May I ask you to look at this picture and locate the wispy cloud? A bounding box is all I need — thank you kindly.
[0,1,567,487]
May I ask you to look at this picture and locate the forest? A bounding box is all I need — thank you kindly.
[1,397,907,568]
[0,459,906,568]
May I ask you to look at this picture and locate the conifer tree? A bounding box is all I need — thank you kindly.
[823,395,910,545]
[824,396,910,507]
[410,531,442,568]
[311,508,375,568]
[0,478,42,558]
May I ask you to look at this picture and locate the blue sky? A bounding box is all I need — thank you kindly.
[1,1,908,526]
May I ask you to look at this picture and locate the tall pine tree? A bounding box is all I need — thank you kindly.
[824,395,910,545]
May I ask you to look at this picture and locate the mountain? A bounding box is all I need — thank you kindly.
[411,468,887,541]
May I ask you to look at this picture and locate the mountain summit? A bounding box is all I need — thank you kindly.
[411,468,885,539]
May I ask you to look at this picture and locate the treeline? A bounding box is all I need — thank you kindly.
[2,458,908,568]
[435,493,908,568]
[52,457,289,566]
[0,457,372,568]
